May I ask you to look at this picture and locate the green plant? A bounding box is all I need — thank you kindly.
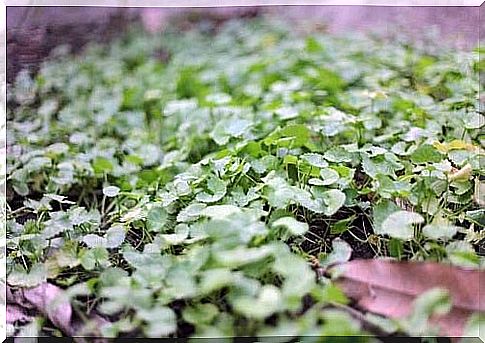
[6,17,484,338]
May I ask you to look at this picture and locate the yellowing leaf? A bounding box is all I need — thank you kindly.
[433,140,477,154]
[448,163,473,181]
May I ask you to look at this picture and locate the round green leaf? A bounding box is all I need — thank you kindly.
[147,205,169,232]
[103,186,120,197]
[319,168,340,185]
[322,189,346,216]
[380,210,424,240]
[272,216,309,235]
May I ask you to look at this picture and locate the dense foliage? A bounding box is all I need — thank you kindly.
[6,17,485,338]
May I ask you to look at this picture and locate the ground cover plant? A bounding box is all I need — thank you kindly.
[6,15,485,340]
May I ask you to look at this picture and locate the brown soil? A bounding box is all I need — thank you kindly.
[298,206,376,260]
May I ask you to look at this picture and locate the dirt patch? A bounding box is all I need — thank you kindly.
[296,206,376,260]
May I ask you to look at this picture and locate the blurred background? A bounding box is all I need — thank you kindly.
[6,5,483,83]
